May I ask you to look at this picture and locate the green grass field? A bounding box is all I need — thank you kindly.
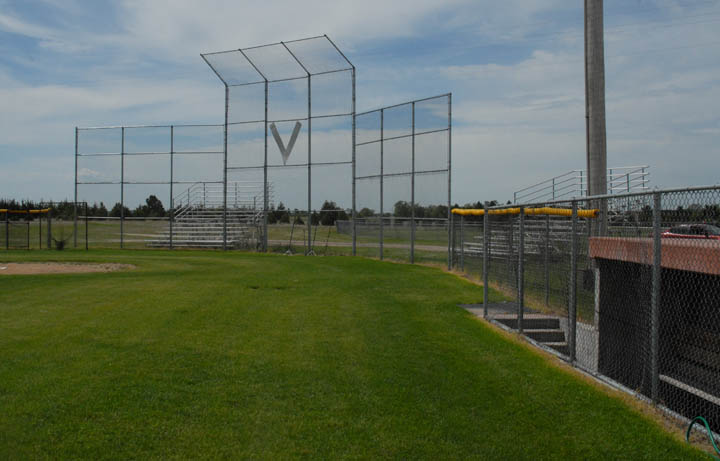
[0,250,705,459]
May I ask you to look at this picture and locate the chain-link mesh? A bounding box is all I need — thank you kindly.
[71,38,451,260]
[5,222,29,249]
[352,95,451,265]
[454,186,720,434]
[0,203,93,250]
[1,209,58,250]
[655,189,720,427]
[451,213,485,282]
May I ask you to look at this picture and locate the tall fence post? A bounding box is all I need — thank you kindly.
[460,214,465,271]
[379,108,384,261]
[569,201,578,362]
[120,127,125,249]
[351,67,357,257]
[222,85,229,251]
[517,207,525,333]
[170,125,174,250]
[410,101,416,264]
[4,210,8,250]
[650,191,662,401]
[446,93,452,271]
[483,204,489,318]
[73,126,78,248]
[544,214,550,306]
[39,214,42,249]
[264,80,269,252]
[307,74,313,256]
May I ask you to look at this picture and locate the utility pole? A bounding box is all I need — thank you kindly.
[585,0,607,235]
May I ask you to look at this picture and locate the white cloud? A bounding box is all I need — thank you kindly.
[0,12,55,40]
[1,1,720,205]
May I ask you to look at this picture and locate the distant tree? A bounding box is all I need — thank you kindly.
[267,204,277,224]
[319,200,346,226]
[109,202,131,218]
[393,200,412,218]
[279,203,291,224]
[292,209,304,225]
[145,195,165,217]
[97,202,108,217]
[270,202,290,224]
[131,195,165,218]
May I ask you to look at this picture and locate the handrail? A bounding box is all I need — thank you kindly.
[452,207,599,219]
[513,166,650,203]
[171,181,274,221]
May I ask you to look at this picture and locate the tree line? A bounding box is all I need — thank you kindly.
[1,196,493,223]
[0,196,168,221]
[267,201,349,226]
[28,196,718,226]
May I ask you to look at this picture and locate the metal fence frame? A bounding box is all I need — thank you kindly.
[75,123,225,249]
[353,93,452,268]
[1,203,89,250]
[201,35,355,253]
[452,184,720,434]
[74,35,453,263]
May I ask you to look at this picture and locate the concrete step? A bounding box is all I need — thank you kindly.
[524,329,567,343]
[545,342,569,356]
[495,316,560,330]
[493,314,568,355]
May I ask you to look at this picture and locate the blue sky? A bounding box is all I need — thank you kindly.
[1,0,720,207]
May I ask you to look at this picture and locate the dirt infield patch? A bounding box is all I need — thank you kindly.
[0,263,135,275]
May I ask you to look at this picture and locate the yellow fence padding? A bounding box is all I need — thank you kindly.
[0,208,51,214]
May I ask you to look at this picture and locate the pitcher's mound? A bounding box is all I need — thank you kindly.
[0,262,134,275]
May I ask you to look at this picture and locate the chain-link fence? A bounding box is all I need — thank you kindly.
[73,36,452,260]
[452,185,720,433]
[1,204,91,250]
[2,221,30,249]
[353,94,452,266]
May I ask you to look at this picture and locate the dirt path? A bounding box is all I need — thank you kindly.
[0,263,134,275]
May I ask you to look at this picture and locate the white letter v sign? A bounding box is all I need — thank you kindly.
[269,122,302,165]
